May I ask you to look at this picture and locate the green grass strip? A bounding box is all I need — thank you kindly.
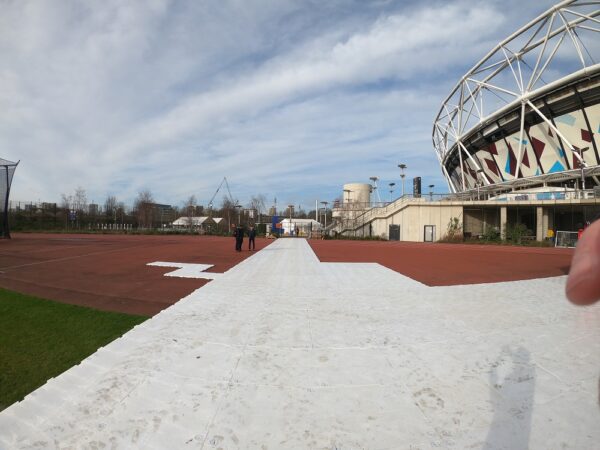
[0,288,148,410]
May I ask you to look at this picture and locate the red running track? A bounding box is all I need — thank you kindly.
[0,233,270,316]
[309,240,574,286]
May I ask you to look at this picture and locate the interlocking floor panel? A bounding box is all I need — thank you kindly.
[1,239,598,449]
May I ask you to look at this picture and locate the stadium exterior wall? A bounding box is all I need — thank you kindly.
[359,202,463,242]
[339,196,600,242]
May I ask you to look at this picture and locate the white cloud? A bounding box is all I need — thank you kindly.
[0,0,565,208]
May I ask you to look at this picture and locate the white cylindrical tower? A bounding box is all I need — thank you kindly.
[342,183,371,206]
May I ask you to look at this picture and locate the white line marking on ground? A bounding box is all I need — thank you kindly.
[147,261,221,279]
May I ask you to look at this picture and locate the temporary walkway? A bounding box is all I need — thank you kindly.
[1,239,599,448]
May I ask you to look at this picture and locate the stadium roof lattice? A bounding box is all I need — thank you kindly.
[432,0,600,192]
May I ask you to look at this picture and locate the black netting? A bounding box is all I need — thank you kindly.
[0,159,18,238]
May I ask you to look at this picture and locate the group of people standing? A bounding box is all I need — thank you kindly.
[233,224,256,252]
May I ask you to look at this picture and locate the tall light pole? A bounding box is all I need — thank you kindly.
[428,184,435,201]
[288,204,294,235]
[235,204,242,225]
[343,189,351,231]
[388,182,395,202]
[320,201,328,233]
[398,164,407,197]
[369,176,381,203]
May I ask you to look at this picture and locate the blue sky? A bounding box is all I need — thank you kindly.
[0,0,559,210]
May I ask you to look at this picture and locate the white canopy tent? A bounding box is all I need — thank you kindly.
[172,216,210,228]
[279,218,322,236]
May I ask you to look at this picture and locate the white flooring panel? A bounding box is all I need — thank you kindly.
[0,238,599,449]
[147,262,221,279]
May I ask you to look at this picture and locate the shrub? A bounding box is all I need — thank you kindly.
[482,225,501,242]
[505,223,530,244]
[440,217,463,242]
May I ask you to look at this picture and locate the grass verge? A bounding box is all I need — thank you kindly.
[0,288,148,410]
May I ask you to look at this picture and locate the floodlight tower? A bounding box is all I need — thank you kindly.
[398,164,407,197]
[369,176,381,203]
[388,182,395,202]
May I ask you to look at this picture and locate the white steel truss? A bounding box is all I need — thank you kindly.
[432,0,600,192]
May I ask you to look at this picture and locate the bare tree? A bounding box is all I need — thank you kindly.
[221,197,237,230]
[61,193,72,210]
[104,195,117,223]
[60,187,87,227]
[116,202,126,227]
[73,187,87,213]
[246,194,266,224]
[60,193,73,227]
[184,195,197,231]
[248,194,267,214]
[134,189,154,229]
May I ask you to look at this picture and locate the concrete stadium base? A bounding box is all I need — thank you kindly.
[1,239,598,448]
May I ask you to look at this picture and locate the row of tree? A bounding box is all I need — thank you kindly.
[10,188,331,232]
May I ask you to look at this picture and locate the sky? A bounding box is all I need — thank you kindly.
[0,0,560,211]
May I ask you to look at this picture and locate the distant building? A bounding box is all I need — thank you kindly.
[41,202,57,210]
[151,203,176,225]
[279,218,322,236]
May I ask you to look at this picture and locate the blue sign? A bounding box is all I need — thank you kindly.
[271,215,281,234]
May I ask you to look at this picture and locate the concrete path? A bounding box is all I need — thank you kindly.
[1,238,599,449]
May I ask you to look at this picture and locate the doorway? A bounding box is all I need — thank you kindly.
[424,225,435,242]
[389,224,400,241]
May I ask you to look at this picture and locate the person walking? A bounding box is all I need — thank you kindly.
[235,224,244,252]
[232,224,239,251]
[248,225,256,251]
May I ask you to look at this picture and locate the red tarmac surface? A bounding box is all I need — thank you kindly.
[309,239,574,286]
[0,233,270,316]
[0,234,575,317]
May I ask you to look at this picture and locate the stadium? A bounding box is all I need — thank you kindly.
[433,0,600,195]
[1,2,599,449]
[332,0,600,243]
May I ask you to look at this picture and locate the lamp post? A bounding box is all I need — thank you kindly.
[287,204,293,235]
[235,204,242,226]
[388,182,395,202]
[398,164,407,197]
[428,184,435,201]
[369,176,381,204]
[320,201,329,233]
[343,189,351,231]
